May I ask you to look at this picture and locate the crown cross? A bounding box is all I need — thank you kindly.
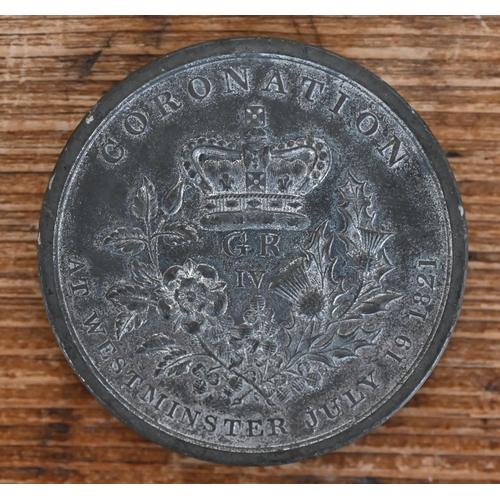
[180,105,333,230]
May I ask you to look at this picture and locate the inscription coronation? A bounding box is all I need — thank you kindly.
[101,66,409,172]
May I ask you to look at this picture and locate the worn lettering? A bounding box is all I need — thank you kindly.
[343,389,366,407]
[262,70,286,94]
[97,340,116,360]
[302,77,325,101]
[225,68,249,92]
[83,311,105,335]
[377,135,407,166]
[188,77,211,100]
[124,111,148,135]
[153,91,181,115]
[260,233,280,256]
[102,138,125,164]
[70,278,89,296]
[356,112,379,136]
[330,91,349,115]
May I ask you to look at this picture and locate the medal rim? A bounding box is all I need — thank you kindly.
[38,37,468,466]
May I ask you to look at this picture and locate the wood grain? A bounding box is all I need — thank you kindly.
[0,15,499,484]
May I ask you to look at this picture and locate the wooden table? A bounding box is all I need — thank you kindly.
[0,15,499,484]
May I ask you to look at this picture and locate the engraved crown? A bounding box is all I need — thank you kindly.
[181,105,332,230]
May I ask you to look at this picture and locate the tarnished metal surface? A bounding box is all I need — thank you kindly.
[38,38,467,465]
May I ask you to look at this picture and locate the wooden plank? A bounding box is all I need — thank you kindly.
[0,15,496,37]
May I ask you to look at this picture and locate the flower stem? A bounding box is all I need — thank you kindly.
[158,353,210,374]
[195,334,276,407]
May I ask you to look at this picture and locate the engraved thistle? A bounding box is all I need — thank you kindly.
[103,169,400,407]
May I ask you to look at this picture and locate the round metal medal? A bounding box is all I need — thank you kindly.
[38,38,467,466]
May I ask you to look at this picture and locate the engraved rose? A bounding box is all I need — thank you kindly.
[159,259,228,328]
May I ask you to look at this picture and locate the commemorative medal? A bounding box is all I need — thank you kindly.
[38,38,467,465]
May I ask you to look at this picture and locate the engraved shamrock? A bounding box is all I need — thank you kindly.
[237,295,277,338]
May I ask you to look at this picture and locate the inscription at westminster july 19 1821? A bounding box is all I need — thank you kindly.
[38,37,467,466]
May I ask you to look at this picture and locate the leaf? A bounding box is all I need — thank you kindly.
[337,172,377,257]
[155,221,198,245]
[249,295,266,312]
[208,325,227,343]
[136,334,175,354]
[306,353,339,367]
[297,360,310,376]
[159,348,187,364]
[296,319,321,356]
[115,311,136,340]
[206,372,220,386]
[192,363,206,377]
[162,179,184,215]
[352,292,401,315]
[291,377,306,393]
[223,387,235,398]
[283,316,303,359]
[254,352,267,367]
[154,353,190,377]
[229,353,244,369]
[245,338,260,353]
[215,343,231,363]
[193,379,207,394]
[184,258,195,274]
[265,322,279,338]
[261,340,277,355]
[261,384,275,399]
[306,371,321,388]
[131,259,161,287]
[167,359,191,377]
[274,355,285,370]
[301,327,380,364]
[328,348,359,359]
[132,177,158,221]
[219,315,236,330]
[104,227,146,255]
[108,285,150,340]
[309,321,339,350]
[166,359,191,377]
[107,284,150,311]
[365,247,394,288]
[243,369,259,384]
[228,376,243,392]
[277,386,292,402]
[339,172,374,229]
[326,327,380,358]
[336,226,358,257]
[304,221,336,277]
[115,309,148,340]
